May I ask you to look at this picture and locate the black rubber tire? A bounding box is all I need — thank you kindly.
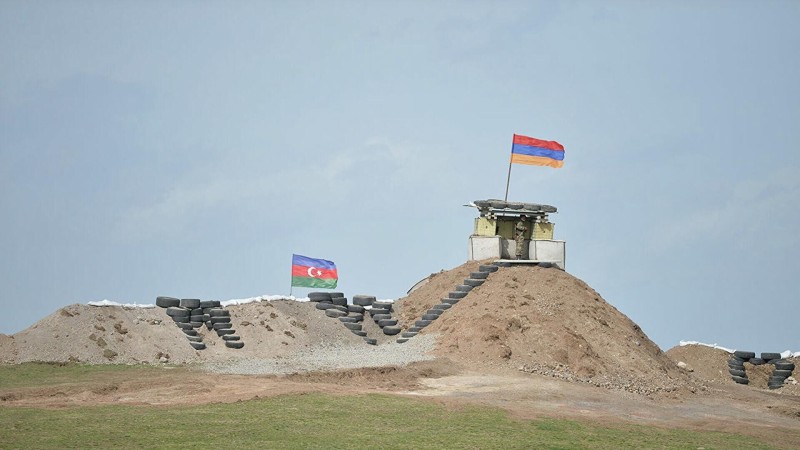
[383,326,401,335]
[455,285,473,293]
[774,361,795,371]
[329,292,344,298]
[370,308,390,316]
[183,329,198,337]
[199,300,215,308]
[442,298,460,305]
[352,330,367,337]
[348,305,365,314]
[172,315,190,323]
[332,297,347,307]
[732,356,748,363]
[316,302,335,310]
[396,338,409,344]
[768,384,783,390]
[165,306,190,317]
[213,323,233,330]
[373,301,393,310]
[190,322,203,328]
[470,271,489,280]
[349,313,364,322]
[156,296,180,308]
[344,322,362,331]
[190,308,203,315]
[208,309,230,317]
[731,376,749,385]
[478,265,499,273]
[180,299,201,309]
[339,316,358,323]
[210,317,231,324]
[190,315,204,322]
[222,335,240,341]
[408,327,422,333]
[464,279,485,287]
[402,331,418,338]
[378,319,398,327]
[432,303,452,310]
[426,309,443,316]
[734,350,756,360]
[729,368,746,377]
[773,369,794,378]
[210,300,221,307]
[749,358,766,365]
[364,338,377,345]
[422,314,439,321]
[176,322,193,330]
[352,295,376,306]
[190,341,206,350]
[728,362,744,370]
[449,291,467,299]
[493,261,512,267]
[372,314,392,321]
[415,320,431,328]
[308,292,332,302]
[325,309,346,318]
[217,329,235,336]
[203,314,210,321]
[186,335,202,342]
[225,341,244,349]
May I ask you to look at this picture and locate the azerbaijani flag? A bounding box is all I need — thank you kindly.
[510,134,565,168]
[291,254,338,289]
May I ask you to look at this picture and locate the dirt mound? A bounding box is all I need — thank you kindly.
[394,263,690,395]
[4,301,364,365]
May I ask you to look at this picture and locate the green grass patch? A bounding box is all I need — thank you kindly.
[0,362,174,390]
[0,392,777,449]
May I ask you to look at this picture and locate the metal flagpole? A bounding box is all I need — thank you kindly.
[504,136,514,201]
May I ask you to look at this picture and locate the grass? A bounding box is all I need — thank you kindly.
[0,361,174,390]
[0,363,783,449]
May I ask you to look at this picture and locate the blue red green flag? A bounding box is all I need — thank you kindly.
[291,254,338,289]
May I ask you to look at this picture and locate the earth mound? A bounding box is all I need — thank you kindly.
[394,261,690,395]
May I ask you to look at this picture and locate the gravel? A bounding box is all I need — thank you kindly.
[202,333,438,375]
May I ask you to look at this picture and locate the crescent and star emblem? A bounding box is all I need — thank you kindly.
[306,267,323,278]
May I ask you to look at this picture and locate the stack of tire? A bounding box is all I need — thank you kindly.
[397,263,501,344]
[207,306,244,349]
[352,295,377,345]
[311,292,372,344]
[369,300,400,340]
[156,296,206,350]
[764,353,795,390]
[728,351,751,385]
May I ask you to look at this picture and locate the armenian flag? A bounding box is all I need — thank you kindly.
[510,134,565,168]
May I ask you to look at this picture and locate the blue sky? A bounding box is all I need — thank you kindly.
[1,1,798,352]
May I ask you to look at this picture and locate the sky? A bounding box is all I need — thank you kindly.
[1,1,798,352]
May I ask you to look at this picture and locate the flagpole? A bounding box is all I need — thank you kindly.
[504,136,514,201]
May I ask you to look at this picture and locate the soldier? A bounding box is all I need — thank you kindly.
[515,215,528,260]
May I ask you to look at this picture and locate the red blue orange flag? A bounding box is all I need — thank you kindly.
[510,134,565,168]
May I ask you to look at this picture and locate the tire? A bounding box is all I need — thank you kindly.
[156,296,180,308]
[426,309,443,316]
[442,298,460,305]
[749,358,766,365]
[190,315,204,322]
[349,313,364,322]
[455,285,473,293]
[166,307,190,317]
[186,335,202,342]
[339,316,358,323]
[768,384,783,390]
[383,326,401,335]
[190,322,203,328]
[372,314,392,321]
[378,319,398,327]
[415,320,431,328]
[325,309,346,318]
[176,322,193,330]
[199,300,215,308]
[493,261,512,267]
[729,368,746,377]
[190,342,206,350]
[316,302,335,310]
[210,300,221,307]
[734,350,756,360]
[348,305,365,314]
[732,356,748,363]
[774,361,795,371]
[773,369,794,378]
[478,265,499,273]
[180,299,201,309]
[727,362,744,370]
[222,335,240,341]
[209,309,230,317]
[309,292,332,302]
[352,330,367,337]
[402,331,418,338]
[332,297,347,307]
[396,338,409,344]
[172,315,190,323]
[370,308,390,316]
[449,291,467,299]
[183,329,198,337]
[353,295,376,306]
[225,341,244,349]
[373,301,393,311]
[422,314,439,321]
[464,279,485,287]
[213,323,233,330]
[344,322,362,331]
[731,376,749,385]
[217,329,235,336]
[191,308,203,315]
[408,327,422,333]
[432,303,452,311]
[203,314,210,321]
[329,292,344,298]
[470,271,489,280]
[364,338,377,345]
[211,317,231,324]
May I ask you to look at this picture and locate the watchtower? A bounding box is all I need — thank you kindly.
[467,199,566,269]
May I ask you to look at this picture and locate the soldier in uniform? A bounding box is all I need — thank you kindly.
[515,215,528,260]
